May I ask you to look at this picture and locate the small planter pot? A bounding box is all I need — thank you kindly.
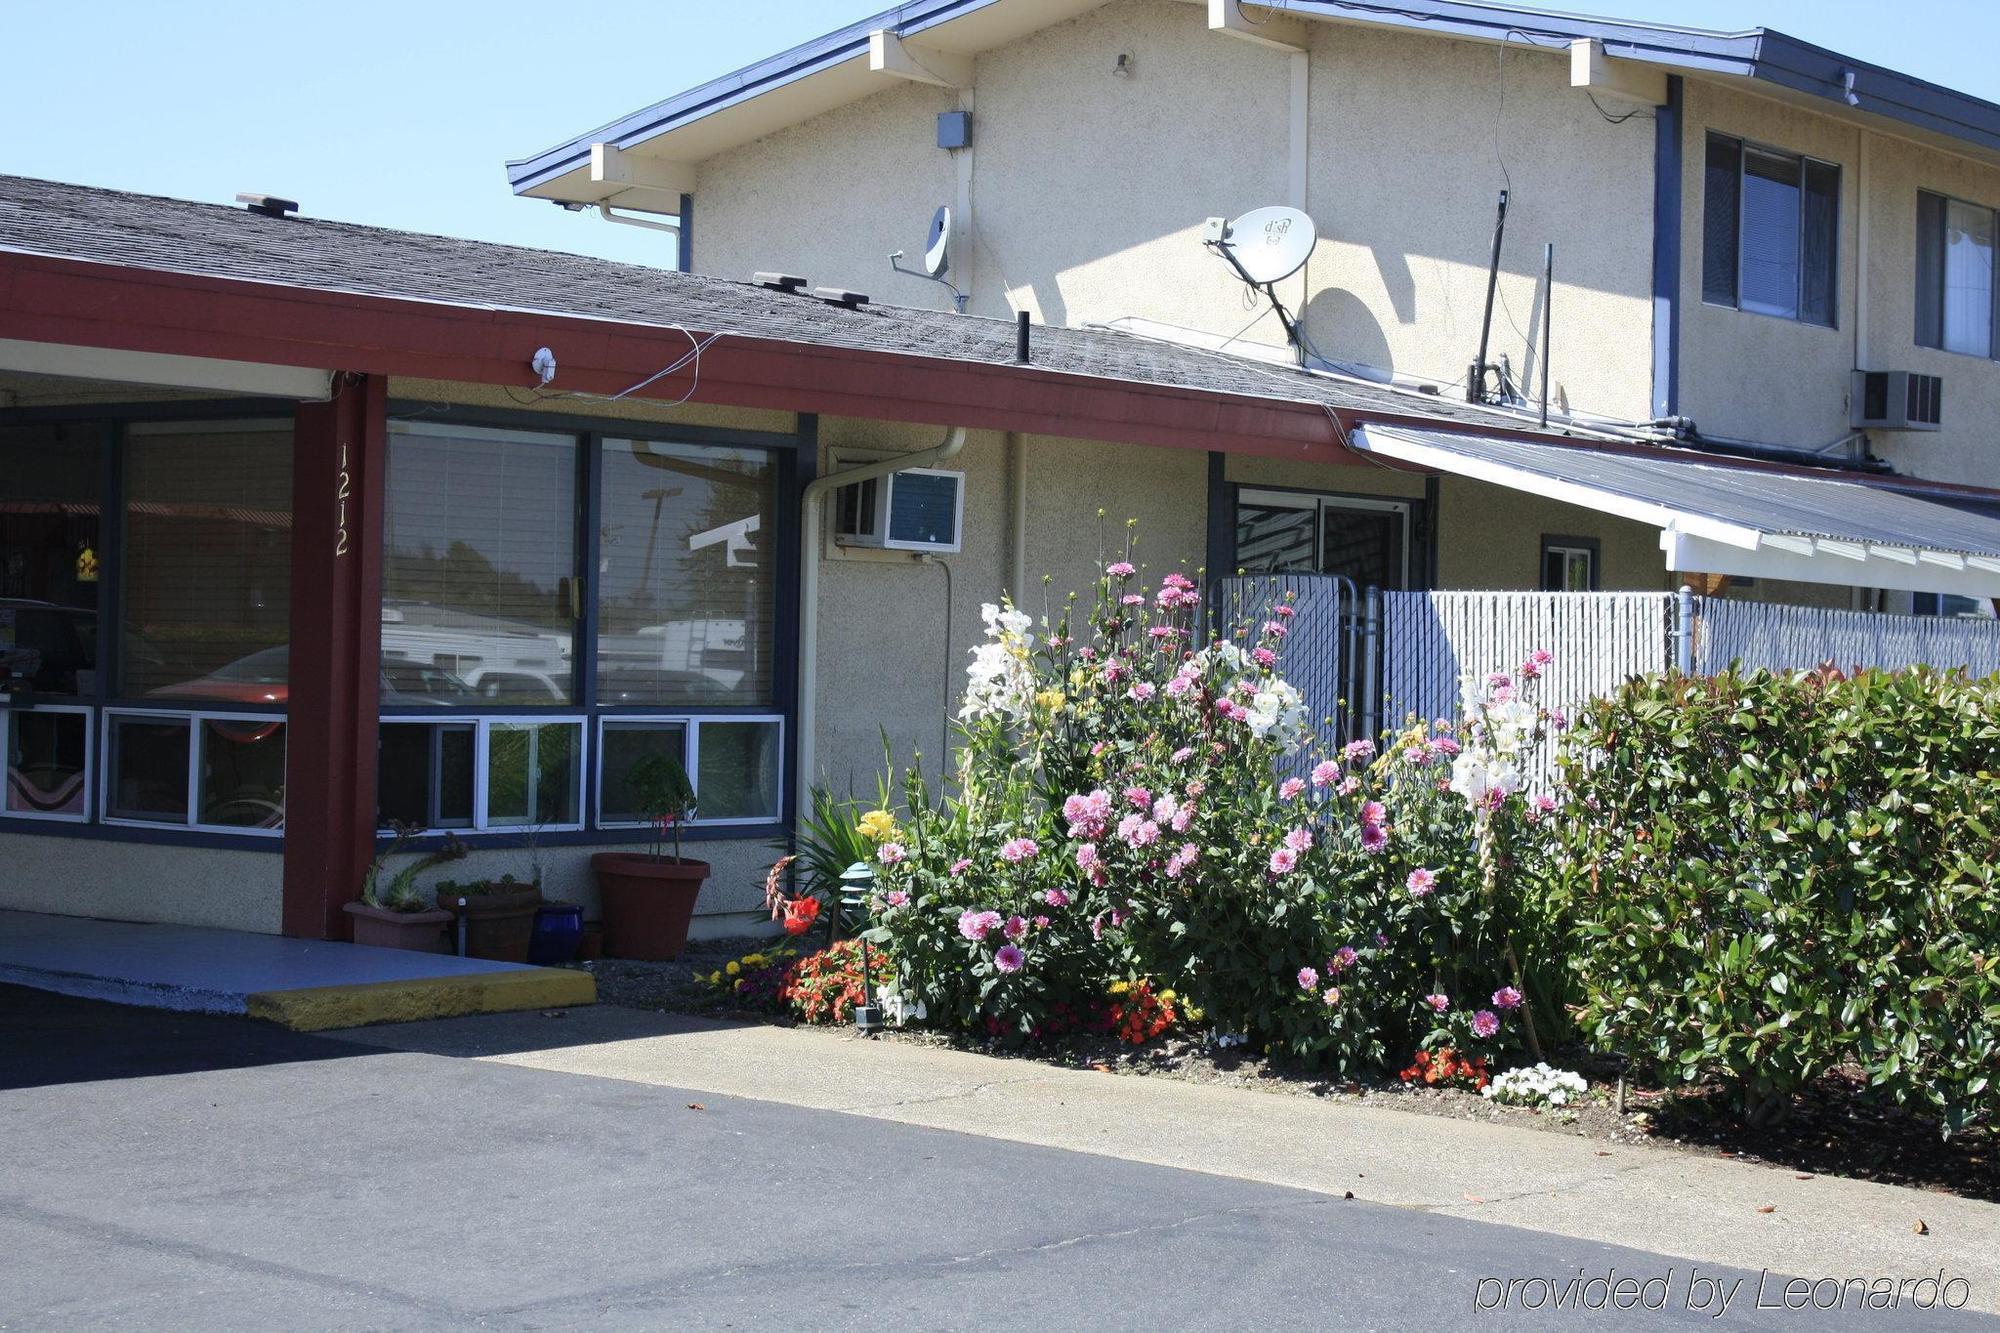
[592,853,710,961]
[343,902,452,953]
[528,901,585,966]
[435,883,544,962]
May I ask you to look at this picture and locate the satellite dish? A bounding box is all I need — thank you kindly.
[1222,206,1316,285]
[923,206,952,278]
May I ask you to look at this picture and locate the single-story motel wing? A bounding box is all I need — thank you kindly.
[6,174,2000,941]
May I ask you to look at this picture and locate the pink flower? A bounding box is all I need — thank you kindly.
[1360,823,1389,854]
[1278,777,1305,802]
[1064,790,1111,839]
[1000,837,1039,863]
[1549,708,1569,731]
[1215,698,1249,722]
[1164,675,1193,699]
[884,890,909,908]
[1517,659,1541,679]
[1311,760,1340,788]
[1297,966,1320,991]
[1432,736,1462,756]
[1127,681,1156,702]
[1075,843,1099,871]
[1337,775,1362,797]
[1261,620,1289,638]
[1529,649,1553,666]
[1274,603,1296,618]
[1322,986,1341,1007]
[1164,843,1199,877]
[958,909,1002,941]
[1486,672,1512,689]
[1126,818,1160,848]
[1151,795,1179,824]
[1532,794,1558,814]
[1425,993,1450,1014]
[949,857,972,876]
[1405,743,1433,767]
[1472,1009,1501,1039]
[1123,786,1152,811]
[878,842,907,865]
[1268,847,1298,875]
[1360,801,1387,825]
[1328,946,1358,974]
[1252,647,1276,668]
[1405,868,1437,897]
[1033,915,1050,928]
[1102,660,1130,684]
[1170,803,1194,833]
[1343,739,1376,763]
[1044,887,1071,908]
[1284,826,1313,853]
[1185,780,1205,798]
[1107,561,1136,578]
[995,944,1025,973]
[1171,745,1195,763]
[1003,914,1028,941]
[1492,986,1523,1011]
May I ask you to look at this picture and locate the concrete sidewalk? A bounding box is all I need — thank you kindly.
[0,910,593,1029]
[335,1006,1998,1315]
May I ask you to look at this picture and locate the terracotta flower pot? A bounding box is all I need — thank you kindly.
[343,901,452,953]
[434,883,543,962]
[591,853,710,961]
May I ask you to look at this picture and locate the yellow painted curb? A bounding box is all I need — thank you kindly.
[245,967,596,1032]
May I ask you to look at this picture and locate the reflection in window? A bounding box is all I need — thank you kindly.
[0,424,104,697]
[599,721,689,824]
[1235,490,1411,590]
[199,719,287,828]
[383,423,578,704]
[123,421,293,699]
[597,440,775,707]
[106,714,190,824]
[698,720,781,821]
[5,709,89,818]
[486,721,582,828]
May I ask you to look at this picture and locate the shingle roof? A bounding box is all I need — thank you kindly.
[0,173,1510,430]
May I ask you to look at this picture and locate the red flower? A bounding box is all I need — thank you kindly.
[781,896,821,935]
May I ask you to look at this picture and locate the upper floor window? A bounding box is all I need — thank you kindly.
[1915,190,1998,359]
[1702,133,1839,327]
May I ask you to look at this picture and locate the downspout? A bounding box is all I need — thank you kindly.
[1008,432,1027,601]
[795,426,969,822]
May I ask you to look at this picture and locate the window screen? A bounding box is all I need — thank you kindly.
[382,422,578,704]
[597,439,775,708]
[1702,135,1742,307]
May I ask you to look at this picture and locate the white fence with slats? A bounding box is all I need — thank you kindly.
[1699,600,2000,676]
[1381,591,1675,732]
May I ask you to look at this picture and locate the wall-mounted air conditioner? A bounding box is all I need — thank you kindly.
[1851,370,1942,431]
[834,468,965,553]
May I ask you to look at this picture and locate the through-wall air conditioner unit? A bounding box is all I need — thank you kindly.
[833,468,965,553]
[1851,370,1942,431]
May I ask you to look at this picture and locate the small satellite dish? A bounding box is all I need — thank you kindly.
[923,205,952,278]
[1221,206,1316,286]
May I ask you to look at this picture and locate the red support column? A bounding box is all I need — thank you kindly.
[283,373,387,940]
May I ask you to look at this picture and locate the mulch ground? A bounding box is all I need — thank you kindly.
[576,942,1998,1205]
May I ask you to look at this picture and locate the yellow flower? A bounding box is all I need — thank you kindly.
[708,970,722,985]
[725,961,741,976]
[1184,1004,1205,1023]
[1107,980,1131,995]
[857,809,898,843]
[1035,688,1067,714]
[1159,989,1177,1004]
[744,953,766,966]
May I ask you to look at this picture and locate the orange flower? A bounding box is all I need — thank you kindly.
[781,896,821,935]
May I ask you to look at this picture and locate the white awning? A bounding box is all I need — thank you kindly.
[1356,424,2000,600]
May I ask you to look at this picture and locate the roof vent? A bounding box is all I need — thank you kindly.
[813,287,870,309]
[754,272,809,293]
[236,192,299,218]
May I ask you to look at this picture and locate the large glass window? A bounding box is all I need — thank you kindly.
[1702,134,1838,327]
[595,716,782,827]
[0,424,105,698]
[1236,490,1411,590]
[1916,190,2000,359]
[597,439,775,707]
[123,420,293,699]
[382,422,579,704]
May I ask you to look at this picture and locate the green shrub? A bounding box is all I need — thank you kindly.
[1553,667,2000,1131]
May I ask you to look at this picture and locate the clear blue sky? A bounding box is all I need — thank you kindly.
[3,1,1995,270]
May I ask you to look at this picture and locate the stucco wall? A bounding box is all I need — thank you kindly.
[687,0,1656,419]
[0,836,283,932]
[1676,77,2000,488]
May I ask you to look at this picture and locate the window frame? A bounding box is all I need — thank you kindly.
[593,713,787,830]
[2,702,96,825]
[1701,132,1841,329]
[97,705,288,838]
[1539,535,1601,593]
[1914,188,2000,361]
[1236,486,1413,589]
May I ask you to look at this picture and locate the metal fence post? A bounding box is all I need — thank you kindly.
[1361,586,1382,741]
[1673,584,1697,675]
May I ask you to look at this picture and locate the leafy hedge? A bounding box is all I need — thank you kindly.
[1553,668,2000,1131]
